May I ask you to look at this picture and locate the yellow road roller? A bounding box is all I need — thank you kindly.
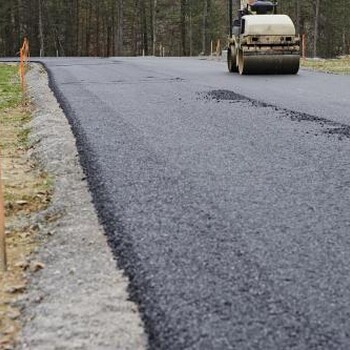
[227,0,300,74]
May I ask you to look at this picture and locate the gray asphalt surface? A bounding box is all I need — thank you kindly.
[41,57,350,349]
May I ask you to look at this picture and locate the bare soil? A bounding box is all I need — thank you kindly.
[0,74,52,350]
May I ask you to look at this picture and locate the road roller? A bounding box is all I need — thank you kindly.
[227,0,300,74]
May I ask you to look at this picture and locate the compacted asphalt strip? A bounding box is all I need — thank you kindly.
[38,57,350,349]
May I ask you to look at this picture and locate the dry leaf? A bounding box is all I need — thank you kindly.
[30,262,45,273]
[0,337,11,346]
[14,261,30,270]
[15,200,28,205]
[3,325,16,335]
[5,284,26,293]
[7,310,20,320]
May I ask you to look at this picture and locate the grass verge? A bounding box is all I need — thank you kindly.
[0,64,52,350]
[301,55,350,74]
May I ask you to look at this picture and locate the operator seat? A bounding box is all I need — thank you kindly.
[250,1,275,14]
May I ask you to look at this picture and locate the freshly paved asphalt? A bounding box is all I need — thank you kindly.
[41,57,350,349]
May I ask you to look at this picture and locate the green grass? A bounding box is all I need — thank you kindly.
[0,64,31,151]
[0,63,53,212]
[0,64,22,110]
[301,56,350,75]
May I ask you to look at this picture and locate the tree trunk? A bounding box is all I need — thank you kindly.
[38,0,44,56]
[152,0,157,56]
[202,0,208,55]
[141,0,148,55]
[180,0,186,56]
[189,0,193,56]
[75,0,80,55]
[86,1,92,55]
[117,0,124,55]
[96,2,100,56]
[295,0,300,34]
[313,0,320,57]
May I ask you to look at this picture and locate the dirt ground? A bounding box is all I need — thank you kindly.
[0,65,52,350]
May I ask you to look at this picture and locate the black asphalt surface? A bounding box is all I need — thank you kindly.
[38,58,350,349]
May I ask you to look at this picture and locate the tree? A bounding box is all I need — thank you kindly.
[0,0,348,58]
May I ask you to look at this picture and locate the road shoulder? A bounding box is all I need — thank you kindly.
[17,64,147,350]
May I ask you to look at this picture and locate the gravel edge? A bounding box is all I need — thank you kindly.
[16,64,147,350]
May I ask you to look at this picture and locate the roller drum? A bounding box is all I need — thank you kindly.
[238,53,300,75]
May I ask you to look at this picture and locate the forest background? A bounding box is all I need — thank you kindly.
[0,0,349,59]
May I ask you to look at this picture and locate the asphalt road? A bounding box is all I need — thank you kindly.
[41,57,350,349]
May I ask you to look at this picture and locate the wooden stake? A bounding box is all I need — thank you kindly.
[302,33,306,60]
[0,157,7,272]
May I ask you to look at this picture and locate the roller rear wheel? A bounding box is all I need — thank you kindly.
[227,46,238,73]
[238,49,245,75]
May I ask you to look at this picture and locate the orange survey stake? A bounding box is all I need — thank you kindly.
[19,37,30,96]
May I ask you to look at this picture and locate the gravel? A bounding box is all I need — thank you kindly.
[17,64,147,350]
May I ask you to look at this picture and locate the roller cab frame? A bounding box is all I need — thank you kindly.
[227,0,301,75]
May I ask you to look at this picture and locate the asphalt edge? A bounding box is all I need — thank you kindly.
[17,63,148,349]
[40,61,162,349]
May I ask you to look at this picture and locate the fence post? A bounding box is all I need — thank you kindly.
[0,157,6,272]
[302,33,306,60]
